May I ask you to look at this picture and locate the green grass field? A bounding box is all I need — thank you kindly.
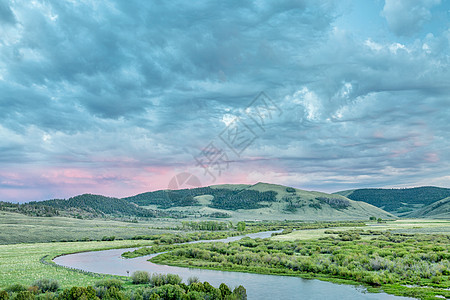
[272,219,450,241]
[0,215,449,300]
[0,211,179,244]
[0,240,156,289]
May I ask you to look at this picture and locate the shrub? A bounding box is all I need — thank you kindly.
[149,274,182,287]
[150,284,184,300]
[103,287,126,300]
[94,279,123,290]
[431,276,442,284]
[27,286,39,295]
[36,293,58,300]
[286,187,296,193]
[232,285,247,300]
[0,290,9,300]
[185,290,204,300]
[131,271,150,284]
[219,283,232,298]
[33,279,59,293]
[58,286,98,300]
[166,274,182,286]
[236,222,246,231]
[4,284,27,293]
[187,277,199,285]
[12,291,34,300]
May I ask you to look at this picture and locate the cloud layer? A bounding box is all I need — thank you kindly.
[0,0,449,202]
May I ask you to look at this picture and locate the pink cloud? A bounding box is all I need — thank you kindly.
[424,152,439,163]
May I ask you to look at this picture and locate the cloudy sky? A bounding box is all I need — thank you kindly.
[0,0,449,202]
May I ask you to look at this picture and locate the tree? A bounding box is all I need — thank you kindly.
[219,283,232,298]
[232,285,247,300]
[286,187,296,193]
[237,222,246,231]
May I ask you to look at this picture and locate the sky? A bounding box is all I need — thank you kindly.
[0,0,449,202]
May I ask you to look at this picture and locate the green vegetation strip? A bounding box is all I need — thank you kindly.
[0,274,247,300]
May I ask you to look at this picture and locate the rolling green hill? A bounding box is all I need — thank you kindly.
[407,197,450,219]
[334,186,450,216]
[0,183,396,221]
[125,182,395,221]
[1,194,161,219]
[36,194,160,218]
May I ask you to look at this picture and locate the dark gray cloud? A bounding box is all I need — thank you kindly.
[0,0,449,201]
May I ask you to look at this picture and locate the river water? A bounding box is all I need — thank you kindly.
[53,231,413,300]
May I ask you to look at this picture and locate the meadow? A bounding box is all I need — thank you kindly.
[0,239,155,288]
[125,220,450,300]
[272,219,450,241]
[0,211,177,244]
[1,218,449,299]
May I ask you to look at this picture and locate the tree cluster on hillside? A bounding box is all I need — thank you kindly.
[123,188,214,208]
[125,187,278,211]
[0,202,59,217]
[32,194,160,218]
[345,187,450,212]
[209,190,277,210]
[0,194,165,220]
[281,195,305,212]
[30,194,157,217]
[316,197,350,209]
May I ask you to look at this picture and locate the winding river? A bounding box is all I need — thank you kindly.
[54,231,413,300]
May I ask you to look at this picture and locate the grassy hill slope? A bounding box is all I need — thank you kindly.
[334,186,450,216]
[407,197,450,219]
[126,182,395,221]
[1,183,396,221]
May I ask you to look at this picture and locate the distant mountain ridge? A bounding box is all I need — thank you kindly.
[0,182,401,221]
[123,182,395,221]
[335,186,450,217]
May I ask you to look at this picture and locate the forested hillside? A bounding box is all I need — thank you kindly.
[124,187,277,210]
[335,186,450,215]
[0,194,161,219]
[35,194,159,218]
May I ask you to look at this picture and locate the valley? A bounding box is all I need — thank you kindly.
[0,184,449,299]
